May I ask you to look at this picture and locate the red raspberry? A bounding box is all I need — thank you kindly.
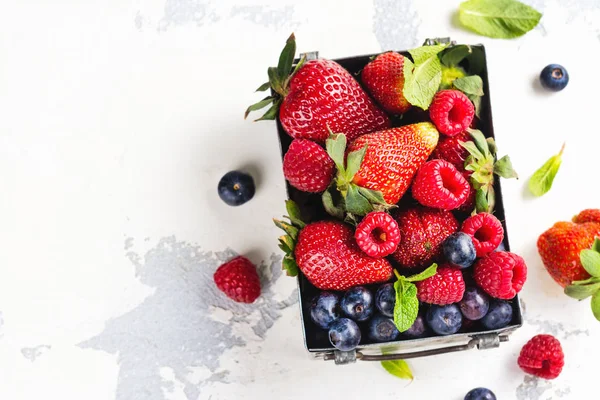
[416,265,465,305]
[429,90,475,136]
[213,256,261,303]
[355,211,401,258]
[283,139,334,193]
[458,171,476,213]
[461,213,505,257]
[412,159,470,210]
[431,130,471,171]
[518,334,564,380]
[474,251,527,299]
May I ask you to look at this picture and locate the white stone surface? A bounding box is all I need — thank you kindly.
[1,0,600,399]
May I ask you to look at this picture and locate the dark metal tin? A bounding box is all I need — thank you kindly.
[274,42,523,363]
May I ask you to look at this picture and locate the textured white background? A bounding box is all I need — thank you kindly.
[1,1,600,399]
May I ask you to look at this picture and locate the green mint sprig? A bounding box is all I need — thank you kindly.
[458,0,542,39]
[565,238,600,321]
[393,264,438,332]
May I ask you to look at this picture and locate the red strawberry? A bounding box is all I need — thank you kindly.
[348,122,439,205]
[214,256,261,303]
[246,34,390,143]
[361,52,411,115]
[538,209,600,287]
[431,130,471,171]
[411,159,470,210]
[416,265,465,305]
[473,251,527,299]
[518,334,564,380]
[429,90,474,136]
[283,139,334,193]
[391,207,459,269]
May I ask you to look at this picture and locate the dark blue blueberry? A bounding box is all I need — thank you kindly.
[442,232,476,269]
[465,387,496,400]
[481,300,513,330]
[310,292,341,329]
[341,286,374,322]
[375,283,395,317]
[540,64,569,91]
[328,318,361,351]
[459,286,490,321]
[426,304,463,336]
[368,315,400,342]
[402,314,429,339]
[217,171,255,206]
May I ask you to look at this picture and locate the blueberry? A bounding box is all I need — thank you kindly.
[217,171,255,206]
[402,314,429,339]
[328,318,361,351]
[368,315,400,342]
[426,304,463,336]
[442,232,476,269]
[465,387,496,400]
[310,292,341,329]
[459,287,490,321]
[341,286,374,322]
[481,300,513,330]
[375,283,395,317]
[540,64,569,91]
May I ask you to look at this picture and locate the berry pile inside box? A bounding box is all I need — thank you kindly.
[270,42,524,354]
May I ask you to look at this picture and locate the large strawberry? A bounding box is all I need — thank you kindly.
[274,201,392,290]
[361,52,411,115]
[349,122,439,205]
[538,209,600,287]
[391,207,459,269]
[246,34,390,143]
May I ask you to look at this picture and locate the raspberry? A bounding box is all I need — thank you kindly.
[518,334,564,380]
[355,212,401,258]
[429,90,475,136]
[431,130,471,171]
[461,213,505,257]
[458,171,476,213]
[283,139,335,193]
[416,265,465,305]
[474,251,527,299]
[412,159,470,210]
[213,256,261,303]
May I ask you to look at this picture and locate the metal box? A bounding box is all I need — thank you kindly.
[275,39,523,364]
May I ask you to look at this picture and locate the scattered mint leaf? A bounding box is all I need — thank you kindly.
[528,144,565,197]
[593,238,600,253]
[580,249,600,278]
[458,0,542,39]
[381,359,413,380]
[564,282,600,300]
[282,255,299,277]
[494,155,519,179]
[403,44,447,110]
[285,200,305,228]
[405,263,438,283]
[453,75,484,97]
[592,291,600,321]
[440,45,472,67]
[345,145,367,182]
[393,278,419,333]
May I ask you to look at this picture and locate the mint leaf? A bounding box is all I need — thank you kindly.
[440,45,472,67]
[345,145,367,182]
[405,263,438,283]
[393,279,419,333]
[458,0,542,39]
[345,184,373,216]
[285,200,305,228]
[326,133,347,172]
[282,254,299,277]
[453,75,484,97]
[403,44,447,110]
[592,291,600,321]
[494,155,519,179]
[564,282,600,300]
[580,249,600,277]
[381,359,413,380]
[528,144,564,197]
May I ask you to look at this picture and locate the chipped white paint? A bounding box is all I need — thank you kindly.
[2,0,600,399]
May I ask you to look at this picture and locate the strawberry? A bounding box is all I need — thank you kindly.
[246,34,390,143]
[283,139,334,193]
[391,207,459,269]
[214,256,261,303]
[347,122,439,205]
[538,209,600,287]
[274,201,392,290]
[361,52,411,115]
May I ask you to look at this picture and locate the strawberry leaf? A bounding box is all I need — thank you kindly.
[357,187,388,205]
[565,282,600,300]
[461,140,486,161]
[255,82,271,92]
[345,184,374,216]
[381,359,413,380]
[405,263,438,282]
[468,129,490,158]
[593,238,600,253]
[254,100,281,121]
[277,33,296,83]
[273,219,299,240]
[393,279,419,333]
[285,200,305,228]
[592,291,600,321]
[278,235,295,253]
[322,189,345,219]
[494,155,519,179]
[571,276,600,285]
[244,96,275,119]
[475,188,489,213]
[326,133,348,173]
[580,249,600,278]
[486,138,497,156]
[282,254,299,277]
[345,145,367,182]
